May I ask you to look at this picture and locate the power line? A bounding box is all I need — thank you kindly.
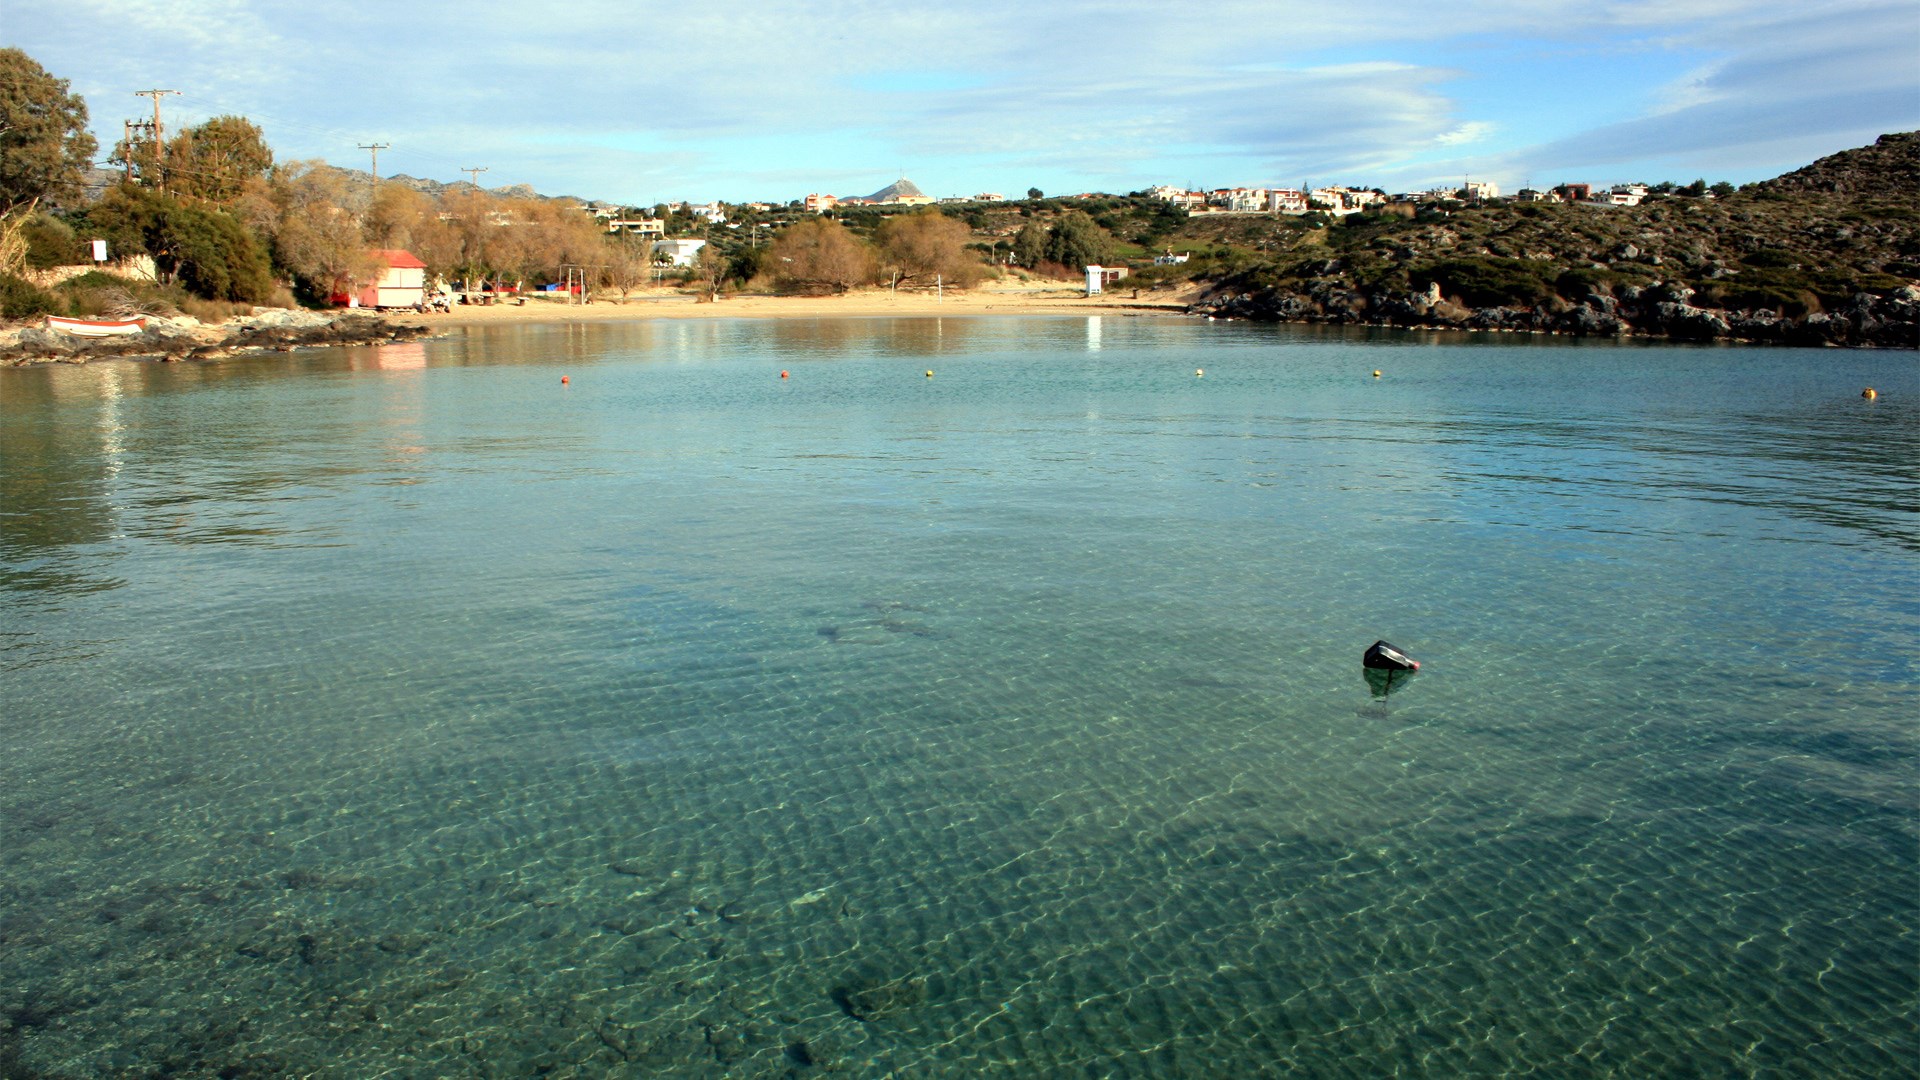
[461,165,489,189]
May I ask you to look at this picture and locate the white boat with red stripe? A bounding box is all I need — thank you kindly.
[46,315,148,337]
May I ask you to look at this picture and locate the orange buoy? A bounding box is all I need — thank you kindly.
[561,375,569,385]
[780,370,789,379]
[1862,387,1877,399]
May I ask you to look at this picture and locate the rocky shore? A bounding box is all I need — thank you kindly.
[1189,276,1920,348]
[1,309,432,367]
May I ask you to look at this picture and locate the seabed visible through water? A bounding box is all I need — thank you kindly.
[1,317,1914,1077]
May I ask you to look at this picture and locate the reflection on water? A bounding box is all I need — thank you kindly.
[1,318,1915,1076]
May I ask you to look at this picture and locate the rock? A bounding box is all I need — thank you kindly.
[1653,302,1731,340]
[831,975,926,1021]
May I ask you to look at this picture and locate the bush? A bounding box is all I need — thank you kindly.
[0,272,60,319]
[22,213,77,269]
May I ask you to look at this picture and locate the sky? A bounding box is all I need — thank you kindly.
[6,0,1918,204]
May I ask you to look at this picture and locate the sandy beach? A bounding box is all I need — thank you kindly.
[402,282,1194,329]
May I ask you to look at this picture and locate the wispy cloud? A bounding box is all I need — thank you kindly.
[3,0,1914,199]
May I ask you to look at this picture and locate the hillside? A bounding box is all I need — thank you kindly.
[1152,133,1919,346]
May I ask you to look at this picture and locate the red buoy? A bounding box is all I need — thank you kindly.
[561,375,569,385]
[780,370,789,379]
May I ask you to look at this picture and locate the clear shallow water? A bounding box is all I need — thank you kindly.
[1,317,1915,1078]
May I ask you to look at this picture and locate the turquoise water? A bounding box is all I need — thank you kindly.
[1,317,1915,1078]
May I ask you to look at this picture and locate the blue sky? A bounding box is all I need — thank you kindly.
[7,0,1917,203]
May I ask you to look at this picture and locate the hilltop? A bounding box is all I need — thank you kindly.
[1754,131,1920,195]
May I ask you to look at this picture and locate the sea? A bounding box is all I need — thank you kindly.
[2,315,1915,1078]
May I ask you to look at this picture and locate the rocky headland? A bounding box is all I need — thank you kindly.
[1,309,430,367]
[1183,133,1920,348]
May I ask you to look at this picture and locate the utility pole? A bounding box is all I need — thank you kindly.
[359,142,390,181]
[134,90,179,189]
[461,166,489,190]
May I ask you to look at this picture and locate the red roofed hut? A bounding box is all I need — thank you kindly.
[334,249,427,309]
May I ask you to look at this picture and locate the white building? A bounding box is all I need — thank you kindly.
[1269,189,1308,214]
[607,218,665,237]
[651,238,708,267]
[1463,180,1500,200]
[1594,185,1648,207]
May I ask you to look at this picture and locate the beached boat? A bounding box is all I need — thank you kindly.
[46,315,148,337]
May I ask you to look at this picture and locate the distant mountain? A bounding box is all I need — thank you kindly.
[378,171,549,201]
[866,178,926,202]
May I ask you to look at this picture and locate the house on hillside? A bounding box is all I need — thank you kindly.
[805,193,839,213]
[652,238,708,267]
[334,249,426,309]
[1269,189,1308,214]
[1595,184,1648,207]
[607,218,665,238]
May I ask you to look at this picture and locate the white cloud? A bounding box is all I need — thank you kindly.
[1436,122,1497,147]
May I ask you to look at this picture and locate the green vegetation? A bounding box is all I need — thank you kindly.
[0,48,97,211]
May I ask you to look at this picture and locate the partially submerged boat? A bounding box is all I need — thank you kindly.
[46,315,148,337]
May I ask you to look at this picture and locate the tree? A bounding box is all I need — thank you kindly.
[727,245,765,288]
[1044,211,1111,268]
[1012,221,1047,268]
[165,116,273,205]
[262,161,376,299]
[693,241,724,301]
[87,183,274,302]
[0,49,98,212]
[875,210,984,288]
[603,235,651,301]
[766,218,872,294]
[1027,187,1044,200]
[161,203,275,302]
[1709,181,1735,198]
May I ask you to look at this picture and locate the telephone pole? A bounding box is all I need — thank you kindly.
[359,142,390,181]
[461,165,488,190]
[134,90,180,188]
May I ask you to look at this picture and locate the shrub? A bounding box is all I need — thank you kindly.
[1,273,61,319]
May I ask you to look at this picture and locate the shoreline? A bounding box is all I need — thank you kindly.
[0,286,1192,367]
[395,284,1190,330]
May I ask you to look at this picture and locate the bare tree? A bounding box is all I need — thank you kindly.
[263,161,376,297]
[766,218,873,294]
[603,235,650,302]
[876,210,985,288]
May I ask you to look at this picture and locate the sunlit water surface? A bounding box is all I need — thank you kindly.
[2,317,1915,1078]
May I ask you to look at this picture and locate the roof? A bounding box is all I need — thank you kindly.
[866,178,926,201]
[370,248,427,269]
